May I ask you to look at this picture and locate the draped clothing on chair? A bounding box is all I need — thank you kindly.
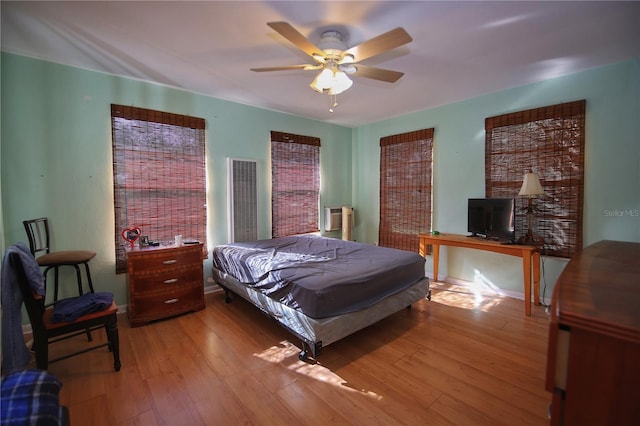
[52,292,114,323]
[1,243,45,374]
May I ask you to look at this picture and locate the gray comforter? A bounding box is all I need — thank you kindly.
[212,235,425,318]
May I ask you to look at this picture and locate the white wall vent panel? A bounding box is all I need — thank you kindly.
[227,158,258,243]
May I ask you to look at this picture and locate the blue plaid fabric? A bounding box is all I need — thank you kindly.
[1,369,64,426]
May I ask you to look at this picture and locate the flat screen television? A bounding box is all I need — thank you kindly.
[467,198,516,242]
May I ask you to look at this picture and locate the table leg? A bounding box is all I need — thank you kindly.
[432,244,440,282]
[523,253,532,316]
[533,251,541,306]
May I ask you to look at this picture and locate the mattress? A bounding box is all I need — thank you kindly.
[211,234,426,318]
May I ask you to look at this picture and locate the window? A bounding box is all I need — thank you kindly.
[485,100,585,258]
[379,128,434,252]
[111,105,207,273]
[270,131,320,237]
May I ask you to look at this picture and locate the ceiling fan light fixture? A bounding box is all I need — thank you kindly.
[339,54,355,64]
[317,31,348,53]
[312,53,326,63]
[310,67,353,95]
[310,68,334,92]
[339,64,357,74]
[328,71,353,95]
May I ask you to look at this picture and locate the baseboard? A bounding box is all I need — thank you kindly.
[429,273,527,302]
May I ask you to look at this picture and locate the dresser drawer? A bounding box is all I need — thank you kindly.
[129,285,205,326]
[128,246,201,274]
[130,267,203,294]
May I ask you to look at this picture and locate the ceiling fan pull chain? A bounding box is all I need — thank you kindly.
[329,94,338,113]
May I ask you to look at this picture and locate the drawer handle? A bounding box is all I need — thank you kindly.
[163,278,179,284]
[163,259,178,265]
[164,298,179,304]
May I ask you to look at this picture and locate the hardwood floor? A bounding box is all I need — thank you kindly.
[39,282,551,425]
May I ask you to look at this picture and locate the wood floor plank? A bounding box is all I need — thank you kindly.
[35,283,551,425]
[394,348,546,426]
[66,394,111,426]
[113,409,158,426]
[145,370,205,426]
[428,393,497,426]
[222,369,300,425]
[103,366,154,425]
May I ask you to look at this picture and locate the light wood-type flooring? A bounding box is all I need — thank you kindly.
[36,281,552,425]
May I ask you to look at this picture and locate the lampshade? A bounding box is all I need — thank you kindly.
[518,172,545,196]
[328,71,352,95]
[309,68,353,95]
[309,68,333,93]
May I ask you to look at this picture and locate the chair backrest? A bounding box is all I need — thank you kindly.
[8,252,47,340]
[23,217,51,256]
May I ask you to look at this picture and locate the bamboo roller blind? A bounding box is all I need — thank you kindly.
[111,105,207,273]
[379,128,434,253]
[270,131,321,238]
[485,100,585,258]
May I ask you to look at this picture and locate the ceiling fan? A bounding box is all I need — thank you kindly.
[251,22,412,97]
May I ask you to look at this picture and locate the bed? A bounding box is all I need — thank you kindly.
[211,234,430,360]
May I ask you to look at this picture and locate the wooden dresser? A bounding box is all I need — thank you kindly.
[125,243,205,327]
[545,240,640,425]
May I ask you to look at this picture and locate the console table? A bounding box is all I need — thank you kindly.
[418,233,540,316]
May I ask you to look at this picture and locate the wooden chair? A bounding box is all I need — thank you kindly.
[9,251,121,372]
[23,217,96,302]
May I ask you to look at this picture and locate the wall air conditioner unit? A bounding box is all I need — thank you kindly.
[324,207,342,231]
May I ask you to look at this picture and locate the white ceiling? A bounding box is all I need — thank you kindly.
[2,1,639,128]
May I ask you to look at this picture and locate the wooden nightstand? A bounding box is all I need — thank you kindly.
[125,243,205,327]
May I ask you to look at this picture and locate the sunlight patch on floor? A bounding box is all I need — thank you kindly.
[253,341,383,400]
[430,271,507,312]
[253,340,301,363]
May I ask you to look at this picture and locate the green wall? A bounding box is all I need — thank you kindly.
[352,58,640,301]
[2,52,639,312]
[1,52,352,306]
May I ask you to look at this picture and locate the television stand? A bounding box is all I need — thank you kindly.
[419,233,540,316]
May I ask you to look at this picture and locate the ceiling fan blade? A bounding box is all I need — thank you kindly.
[267,22,325,60]
[352,64,404,83]
[344,27,412,63]
[250,64,319,72]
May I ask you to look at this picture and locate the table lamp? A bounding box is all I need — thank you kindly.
[518,172,545,246]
